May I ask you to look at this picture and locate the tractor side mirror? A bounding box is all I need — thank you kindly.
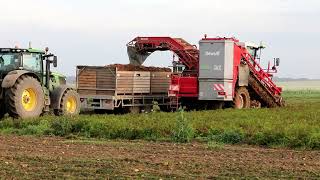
[53,56,58,67]
[275,58,280,66]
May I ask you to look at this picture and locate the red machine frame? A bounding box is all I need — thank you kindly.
[127,36,283,107]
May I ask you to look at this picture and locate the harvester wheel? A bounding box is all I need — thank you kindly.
[5,75,44,119]
[213,102,224,110]
[55,89,80,116]
[234,87,251,109]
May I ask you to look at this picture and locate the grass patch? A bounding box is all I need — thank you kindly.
[207,141,224,150]
[0,90,319,149]
[172,109,194,143]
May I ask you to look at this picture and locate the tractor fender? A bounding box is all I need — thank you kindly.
[50,85,75,109]
[2,70,40,88]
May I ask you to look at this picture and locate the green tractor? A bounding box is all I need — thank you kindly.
[0,47,80,119]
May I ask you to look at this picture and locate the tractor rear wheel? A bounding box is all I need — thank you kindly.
[54,89,80,116]
[233,87,251,109]
[5,75,44,119]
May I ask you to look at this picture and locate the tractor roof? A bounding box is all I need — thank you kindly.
[0,48,45,54]
[245,42,266,49]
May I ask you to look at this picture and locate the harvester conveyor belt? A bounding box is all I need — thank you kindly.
[248,71,285,107]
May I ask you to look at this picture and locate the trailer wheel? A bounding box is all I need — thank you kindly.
[55,89,80,116]
[129,106,140,114]
[234,87,251,109]
[5,75,44,119]
[0,102,6,119]
[94,109,107,114]
[126,100,141,114]
[143,105,152,113]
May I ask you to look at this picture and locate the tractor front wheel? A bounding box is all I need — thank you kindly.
[233,87,251,109]
[5,75,44,119]
[54,89,80,116]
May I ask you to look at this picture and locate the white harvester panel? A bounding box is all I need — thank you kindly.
[198,39,235,101]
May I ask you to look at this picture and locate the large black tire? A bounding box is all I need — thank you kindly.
[212,102,224,110]
[54,89,80,116]
[5,75,44,119]
[94,109,107,114]
[233,87,251,109]
[0,102,6,120]
[143,105,152,113]
[128,106,140,114]
[126,100,141,114]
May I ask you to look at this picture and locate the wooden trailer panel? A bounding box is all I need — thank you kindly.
[77,66,117,96]
[151,72,171,94]
[96,67,116,96]
[77,65,172,110]
[77,67,97,95]
[116,71,151,94]
[116,71,134,94]
[133,71,151,94]
[77,66,171,96]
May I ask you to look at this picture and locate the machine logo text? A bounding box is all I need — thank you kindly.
[205,51,220,56]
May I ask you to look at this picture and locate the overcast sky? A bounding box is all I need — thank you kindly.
[0,0,319,78]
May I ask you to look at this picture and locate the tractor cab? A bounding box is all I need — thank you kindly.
[0,52,21,73]
[0,48,46,74]
[0,48,46,75]
[172,61,185,74]
[0,47,80,119]
[0,48,62,88]
[244,42,280,74]
[245,42,265,60]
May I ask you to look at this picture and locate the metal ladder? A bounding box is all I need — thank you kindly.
[169,76,181,111]
[169,96,180,111]
[240,49,284,107]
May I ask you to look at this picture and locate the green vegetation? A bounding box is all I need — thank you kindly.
[0,90,319,149]
[207,141,225,150]
[172,109,194,143]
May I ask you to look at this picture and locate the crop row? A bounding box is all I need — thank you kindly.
[0,90,319,149]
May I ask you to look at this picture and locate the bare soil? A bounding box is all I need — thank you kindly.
[0,135,319,179]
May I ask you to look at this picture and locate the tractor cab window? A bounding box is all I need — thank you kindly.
[172,61,185,73]
[247,47,258,59]
[23,53,41,72]
[0,53,21,71]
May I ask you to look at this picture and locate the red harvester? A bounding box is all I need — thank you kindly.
[127,36,284,110]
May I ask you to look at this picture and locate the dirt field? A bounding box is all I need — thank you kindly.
[0,136,319,179]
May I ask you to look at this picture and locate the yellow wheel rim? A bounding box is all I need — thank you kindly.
[22,88,37,111]
[66,96,77,114]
